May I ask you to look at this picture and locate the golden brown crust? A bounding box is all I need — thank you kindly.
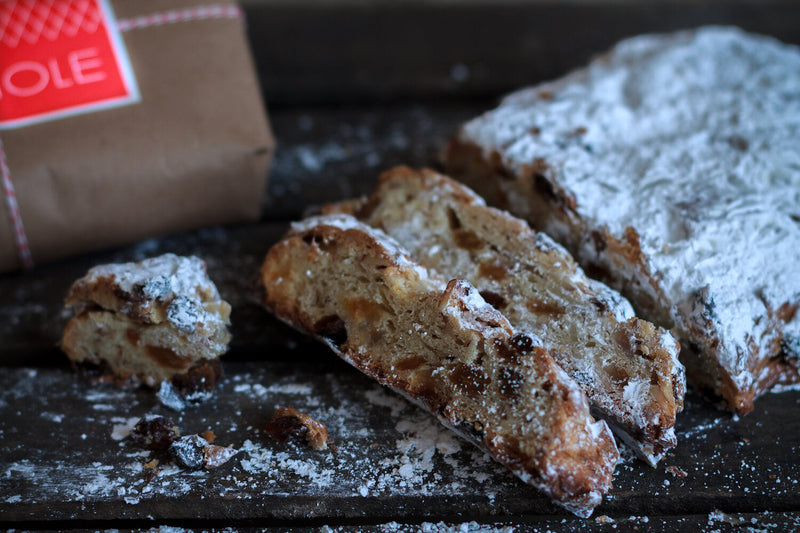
[265,406,330,450]
[330,166,684,464]
[65,274,163,324]
[61,254,230,390]
[260,216,619,517]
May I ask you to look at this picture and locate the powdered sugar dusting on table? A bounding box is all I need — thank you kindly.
[461,27,800,392]
[0,366,510,510]
[2,365,800,523]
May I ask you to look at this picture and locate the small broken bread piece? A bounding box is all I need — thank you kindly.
[260,215,619,517]
[326,166,685,465]
[264,406,330,450]
[62,253,231,391]
[169,434,237,469]
[130,415,180,450]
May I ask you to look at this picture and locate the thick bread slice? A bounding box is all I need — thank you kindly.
[444,27,800,413]
[62,253,231,391]
[260,215,619,517]
[325,166,684,465]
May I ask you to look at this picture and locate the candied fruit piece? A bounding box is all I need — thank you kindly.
[130,415,180,450]
[265,406,329,450]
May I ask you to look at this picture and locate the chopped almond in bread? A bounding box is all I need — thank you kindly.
[260,214,619,517]
[62,253,231,392]
[325,166,684,465]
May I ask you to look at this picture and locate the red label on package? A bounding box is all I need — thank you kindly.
[0,0,139,130]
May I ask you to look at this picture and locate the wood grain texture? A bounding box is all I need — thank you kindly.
[1,363,799,527]
[2,3,800,530]
[2,103,800,530]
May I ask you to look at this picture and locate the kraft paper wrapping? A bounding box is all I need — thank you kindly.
[0,0,273,273]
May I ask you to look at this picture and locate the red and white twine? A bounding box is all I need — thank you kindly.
[0,138,33,270]
[115,4,242,32]
[1,3,243,270]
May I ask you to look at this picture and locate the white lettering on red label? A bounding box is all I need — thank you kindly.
[0,0,139,130]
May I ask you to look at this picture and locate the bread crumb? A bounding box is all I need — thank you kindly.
[265,406,330,450]
[204,445,238,469]
[666,465,688,478]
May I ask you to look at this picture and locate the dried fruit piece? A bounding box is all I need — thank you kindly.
[666,465,688,478]
[265,406,329,450]
[130,415,179,450]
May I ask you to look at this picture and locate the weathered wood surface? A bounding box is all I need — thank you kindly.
[2,108,800,532]
[2,362,799,529]
[5,517,800,533]
[1,203,800,531]
[3,2,800,531]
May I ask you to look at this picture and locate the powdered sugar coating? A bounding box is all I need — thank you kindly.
[88,254,220,304]
[460,27,800,400]
[78,253,226,334]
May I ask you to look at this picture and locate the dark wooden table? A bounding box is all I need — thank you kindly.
[3,2,800,531]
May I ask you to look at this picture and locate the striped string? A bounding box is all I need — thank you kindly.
[0,138,33,270]
[116,4,242,32]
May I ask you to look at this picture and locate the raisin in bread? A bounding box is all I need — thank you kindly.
[260,215,618,517]
[325,166,684,465]
[444,27,800,414]
[62,253,231,391]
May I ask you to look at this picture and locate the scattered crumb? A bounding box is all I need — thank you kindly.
[708,509,746,526]
[169,434,238,470]
[667,465,688,478]
[170,435,207,469]
[40,412,65,423]
[143,459,160,484]
[201,430,216,444]
[111,417,141,441]
[157,381,186,411]
[203,445,238,469]
[595,515,614,524]
[130,415,180,450]
[265,406,330,450]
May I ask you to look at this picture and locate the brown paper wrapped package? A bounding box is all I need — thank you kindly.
[0,0,273,273]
